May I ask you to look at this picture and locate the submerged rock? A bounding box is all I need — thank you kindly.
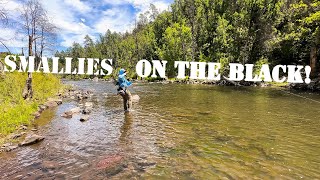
[19,134,44,146]
[61,111,73,118]
[97,155,124,169]
[96,155,126,176]
[61,107,81,118]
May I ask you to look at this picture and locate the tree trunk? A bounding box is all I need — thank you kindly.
[310,45,317,78]
[22,35,33,100]
[0,60,4,74]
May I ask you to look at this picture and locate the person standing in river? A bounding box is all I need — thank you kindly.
[117,69,132,111]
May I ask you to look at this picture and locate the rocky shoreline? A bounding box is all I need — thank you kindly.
[68,76,320,92]
[136,77,320,92]
[0,87,95,153]
[0,97,62,153]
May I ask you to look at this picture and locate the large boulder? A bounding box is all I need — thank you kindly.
[19,134,44,146]
[131,95,140,102]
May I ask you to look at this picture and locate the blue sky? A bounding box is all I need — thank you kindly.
[0,0,173,55]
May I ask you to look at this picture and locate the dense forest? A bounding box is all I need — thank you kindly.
[56,0,320,79]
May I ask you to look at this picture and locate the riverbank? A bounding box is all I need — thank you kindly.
[63,75,320,92]
[0,72,64,148]
[133,77,320,92]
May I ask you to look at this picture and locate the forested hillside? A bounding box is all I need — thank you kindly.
[56,0,320,78]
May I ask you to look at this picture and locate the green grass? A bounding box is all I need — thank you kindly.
[0,72,62,135]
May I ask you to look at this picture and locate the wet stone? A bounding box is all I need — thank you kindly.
[82,108,92,114]
[85,102,93,107]
[131,95,140,102]
[20,125,28,130]
[47,98,63,105]
[61,107,81,118]
[77,94,83,100]
[96,155,124,170]
[80,115,89,122]
[33,111,41,118]
[1,143,18,152]
[39,105,47,111]
[45,101,58,108]
[19,134,44,146]
[9,132,26,139]
[61,111,73,118]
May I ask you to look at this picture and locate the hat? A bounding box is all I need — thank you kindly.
[119,68,126,75]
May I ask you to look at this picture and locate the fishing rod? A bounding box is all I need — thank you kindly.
[279,88,320,104]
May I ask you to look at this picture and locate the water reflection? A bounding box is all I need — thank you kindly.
[119,112,133,147]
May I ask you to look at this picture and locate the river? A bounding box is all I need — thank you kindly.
[0,80,319,179]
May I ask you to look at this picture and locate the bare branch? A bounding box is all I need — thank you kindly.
[0,39,11,53]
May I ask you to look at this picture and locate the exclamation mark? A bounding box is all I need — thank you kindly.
[305,66,311,84]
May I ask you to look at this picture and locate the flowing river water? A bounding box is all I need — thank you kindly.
[0,80,320,179]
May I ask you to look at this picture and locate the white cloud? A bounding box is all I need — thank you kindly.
[60,33,85,47]
[1,0,22,21]
[100,0,171,34]
[41,0,93,47]
[64,0,91,13]
[104,0,170,11]
[95,7,134,33]
[153,1,170,12]
[43,0,91,34]
[0,27,27,51]
[0,0,172,51]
